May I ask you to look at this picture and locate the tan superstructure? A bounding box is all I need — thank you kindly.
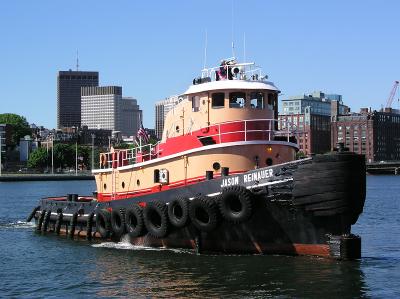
[93,59,298,201]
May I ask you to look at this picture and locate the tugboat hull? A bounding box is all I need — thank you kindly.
[30,151,365,260]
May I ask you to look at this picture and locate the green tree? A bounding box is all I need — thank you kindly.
[54,143,75,169]
[27,148,49,170]
[78,145,90,170]
[0,113,31,146]
[296,151,307,159]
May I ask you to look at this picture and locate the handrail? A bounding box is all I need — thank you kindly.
[99,119,299,169]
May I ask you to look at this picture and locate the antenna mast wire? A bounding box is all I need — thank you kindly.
[231,0,235,58]
[203,29,208,70]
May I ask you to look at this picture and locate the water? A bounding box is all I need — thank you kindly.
[0,177,399,298]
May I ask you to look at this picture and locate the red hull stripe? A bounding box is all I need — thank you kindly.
[97,170,245,201]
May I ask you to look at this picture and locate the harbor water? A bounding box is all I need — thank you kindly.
[0,176,399,298]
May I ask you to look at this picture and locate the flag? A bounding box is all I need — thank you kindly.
[137,123,150,144]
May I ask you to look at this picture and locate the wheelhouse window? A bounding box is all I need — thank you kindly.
[267,93,277,110]
[212,93,225,108]
[192,96,200,112]
[250,92,264,109]
[229,92,246,108]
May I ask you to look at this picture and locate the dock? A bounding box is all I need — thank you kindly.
[366,161,400,175]
[0,174,94,182]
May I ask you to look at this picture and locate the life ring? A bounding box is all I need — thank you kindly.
[189,196,219,232]
[219,186,253,223]
[143,201,169,238]
[86,212,95,240]
[125,205,145,238]
[168,196,189,228]
[96,209,111,239]
[26,206,40,222]
[55,212,63,235]
[111,209,126,239]
[69,212,78,238]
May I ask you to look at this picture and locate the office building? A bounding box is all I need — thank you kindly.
[331,108,400,162]
[281,91,348,116]
[279,91,350,156]
[57,70,99,128]
[81,86,141,136]
[155,95,180,140]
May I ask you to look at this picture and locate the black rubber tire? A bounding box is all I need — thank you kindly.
[36,210,46,231]
[305,199,348,211]
[125,205,145,238]
[55,212,63,235]
[41,210,51,232]
[86,212,95,240]
[168,197,190,228]
[189,196,219,232]
[313,206,349,217]
[219,186,253,223]
[27,206,40,222]
[96,209,111,239]
[111,209,126,239]
[143,202,169,238]
[69,212,78,238]
[294,191,347,206]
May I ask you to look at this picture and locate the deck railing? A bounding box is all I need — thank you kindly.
[100,119,298,169]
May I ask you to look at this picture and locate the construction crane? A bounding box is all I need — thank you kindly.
[386,80,399,108]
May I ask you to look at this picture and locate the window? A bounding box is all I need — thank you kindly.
[267,93,276,110]
[229,92,246,108]
[212,93,225,108]
[192,96,200,112]
[250,92,264,109]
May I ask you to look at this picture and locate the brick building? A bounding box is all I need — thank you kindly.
[331,108,400,162]
[279,91,349,155]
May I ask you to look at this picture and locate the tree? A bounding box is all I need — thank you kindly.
[53,143,75,169]
[0,113,31,146]
[296,151,307,159]
[28,148,49,170]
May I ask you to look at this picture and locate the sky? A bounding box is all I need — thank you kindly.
[0,0,399,129]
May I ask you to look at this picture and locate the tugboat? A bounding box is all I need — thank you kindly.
[27,58,366,259]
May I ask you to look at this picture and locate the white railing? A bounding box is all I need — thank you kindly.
[200,59,266,82]
[100,142,162,169]
[196,119,298,145]
[99,119,299,169]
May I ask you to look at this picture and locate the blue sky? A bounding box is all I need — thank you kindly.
[1,1,399,129]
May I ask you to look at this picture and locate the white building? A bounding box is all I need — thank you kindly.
[81,86,141,137]
[154,95,181,140]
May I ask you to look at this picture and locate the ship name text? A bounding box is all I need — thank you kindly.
[244,169,274,183]
[220,176,239,188]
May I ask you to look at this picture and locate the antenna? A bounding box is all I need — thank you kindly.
[203,29,208,70]
[76,50,79,71]
[231,0,235,58]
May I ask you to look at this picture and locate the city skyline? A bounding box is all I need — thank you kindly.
[1,1,399,129]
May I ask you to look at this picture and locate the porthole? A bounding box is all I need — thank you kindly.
[122,182,125,189]
[212,162,221,171]
[103,183,107,190]
[266,158,273,166]
[137,179,140,186]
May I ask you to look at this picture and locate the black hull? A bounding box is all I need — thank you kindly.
[30,151,366,260]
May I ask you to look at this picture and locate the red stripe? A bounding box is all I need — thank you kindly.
[97,170,245,202]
